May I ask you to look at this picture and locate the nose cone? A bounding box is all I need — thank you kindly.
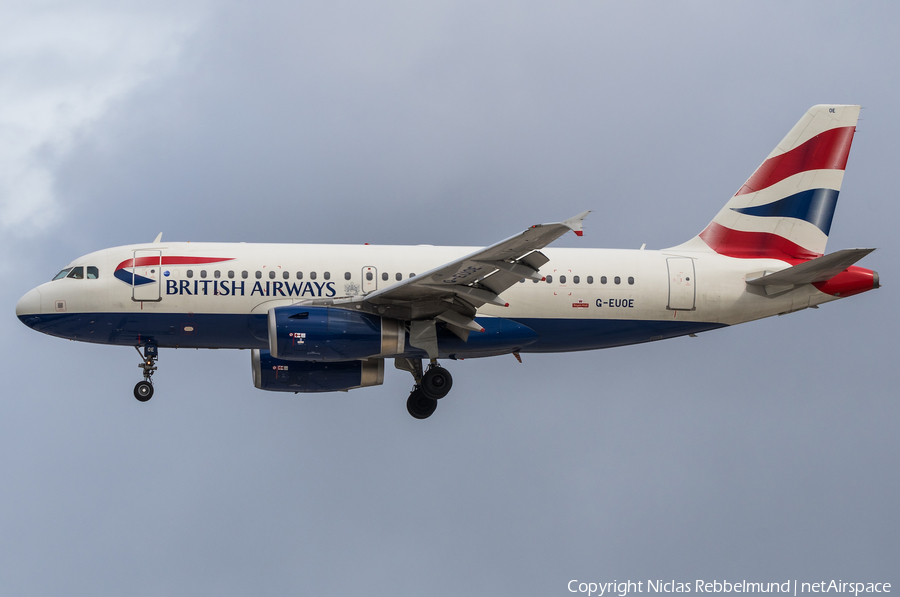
[16,287,42,320]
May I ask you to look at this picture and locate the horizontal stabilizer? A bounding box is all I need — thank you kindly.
[746,248,875,290]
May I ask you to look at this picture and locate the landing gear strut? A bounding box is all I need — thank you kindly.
[134,345,158,402]
[397,358,453,419]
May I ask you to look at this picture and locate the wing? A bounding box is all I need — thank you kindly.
[300,211,590,355]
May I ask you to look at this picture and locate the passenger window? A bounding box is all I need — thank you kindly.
[573,275,580,284]
[587,276,593,284]
[214,270,221,279]
[614,276,621,285]
[187,270,194,279]
[382,272,388,281]
[268,271,275,279]
[242,271,248,279]
[67,266,84,279]
[52,268,72,281]
[200,270,207,279]
[545,275,553,283]
[409,273,415,278]
[87,266,99,279]
[345,272,351,280]
[310,272,317,280]
[283,271,289,280]
[628,276,634,285]
[255,271,262,279]
[601,276,607,284]
[396,273,402,281]
[519,279,525,283]
[532,278,539,283]
[296,272,303,280]
[324,272,331,280]
[228,271,235,279]
[560,275,567,284]
[366,272,373,281]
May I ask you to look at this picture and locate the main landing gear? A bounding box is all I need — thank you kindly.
[399,358,453,419]
[134,345,158,402]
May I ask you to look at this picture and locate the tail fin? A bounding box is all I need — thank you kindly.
[677,104,860,261]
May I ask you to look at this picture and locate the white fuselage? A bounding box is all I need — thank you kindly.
[16,241,839,354]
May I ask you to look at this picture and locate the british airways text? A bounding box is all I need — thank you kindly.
[166,280,337,297]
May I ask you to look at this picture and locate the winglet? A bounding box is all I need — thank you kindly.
[562,211,591,237]
[152,232,163,244]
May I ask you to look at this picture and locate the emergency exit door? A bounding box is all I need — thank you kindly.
[666,257,695,310]
[361,266,378,294]
[132,249,162,302]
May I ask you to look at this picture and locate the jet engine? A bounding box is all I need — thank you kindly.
[268,305,405,361]
[251,349,384,392]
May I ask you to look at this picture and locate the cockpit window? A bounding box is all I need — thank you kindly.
[52,268,72,281]
[67,266,84,279]
[87,266,99,279]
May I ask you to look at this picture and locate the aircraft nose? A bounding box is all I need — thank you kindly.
[16,287,42,318]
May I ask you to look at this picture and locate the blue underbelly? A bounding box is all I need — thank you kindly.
[19,312,270,349]
[509,318,726,353]
[19,312,726,354]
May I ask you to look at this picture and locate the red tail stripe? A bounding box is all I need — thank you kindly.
[699,222,821,261]
[736,126,855,196]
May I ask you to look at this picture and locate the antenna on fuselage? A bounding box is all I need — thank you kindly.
[152,232,163,243]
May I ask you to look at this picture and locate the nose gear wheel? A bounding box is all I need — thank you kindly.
[134,380,153,401]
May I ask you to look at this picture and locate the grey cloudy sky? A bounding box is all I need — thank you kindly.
[1,1,898,595]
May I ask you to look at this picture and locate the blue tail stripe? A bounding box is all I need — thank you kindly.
[731,188,839,235]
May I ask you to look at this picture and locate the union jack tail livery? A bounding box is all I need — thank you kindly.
[685,104,860,261]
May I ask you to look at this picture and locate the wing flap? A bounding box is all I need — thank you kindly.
[435,310,484,332]
[520,251,550,271]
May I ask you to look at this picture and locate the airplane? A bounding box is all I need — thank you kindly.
[16,104,879,419]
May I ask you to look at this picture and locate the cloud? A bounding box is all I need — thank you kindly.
[0,2,204,240]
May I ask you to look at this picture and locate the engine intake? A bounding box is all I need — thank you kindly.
[268,305,405,361]
[252,349,384,392]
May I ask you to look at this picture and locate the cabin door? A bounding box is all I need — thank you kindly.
[132,249,163,302]
[666,257,695,311]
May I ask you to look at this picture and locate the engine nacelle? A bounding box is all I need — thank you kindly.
[252,349,384,393]
[268,305,405,361]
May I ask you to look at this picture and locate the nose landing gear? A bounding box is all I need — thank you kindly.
[134,345,158,402]
[397,358,454,419]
